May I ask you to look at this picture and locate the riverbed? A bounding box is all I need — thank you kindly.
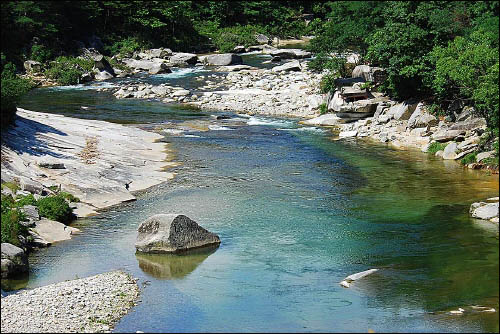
[8,62,500,332]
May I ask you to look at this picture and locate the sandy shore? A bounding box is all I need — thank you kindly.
[0,270,139,333]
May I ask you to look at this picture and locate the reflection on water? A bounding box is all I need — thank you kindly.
[136,246,218,280]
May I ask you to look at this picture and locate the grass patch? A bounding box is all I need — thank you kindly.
[427,142,448,154]
[1,194,28,246]
[59,191,80,203]
[319,103,328,115]
[460,152,477,165]
[482,156,499,166]
[2,181,19,193]
[15,193,37,206]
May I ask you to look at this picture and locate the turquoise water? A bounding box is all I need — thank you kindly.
[9,68,500,332]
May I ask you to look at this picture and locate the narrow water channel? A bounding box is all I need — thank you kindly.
[9,64,499,332]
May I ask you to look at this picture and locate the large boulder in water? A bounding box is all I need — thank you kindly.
[135,214,221,253]
[204,54,243,66]
[267,49,311,59]
[169,53,198,66]
[1,243,29,278]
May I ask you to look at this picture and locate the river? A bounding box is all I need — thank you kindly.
[9,57,500,332]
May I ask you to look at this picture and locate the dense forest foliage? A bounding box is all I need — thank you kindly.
[1,1,498,136]
[309,1,499,133]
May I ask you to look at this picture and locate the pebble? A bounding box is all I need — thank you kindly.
[1,271,139,333]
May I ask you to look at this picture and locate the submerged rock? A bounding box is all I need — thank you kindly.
[339,268,379,288]
[135,214,221,253]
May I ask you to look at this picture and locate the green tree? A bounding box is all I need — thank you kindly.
[1,63,32,127]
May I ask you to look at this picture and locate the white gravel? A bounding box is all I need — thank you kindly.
[1,271,139,333]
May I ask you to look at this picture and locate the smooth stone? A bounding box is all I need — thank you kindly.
[20,205,40,221]
[390,100,419,121]
[339,269,379,288]
[301,114,341,126]
[471,202,499,220]
[272,60,301,72]
[442,142,458,160]
[476,151,495,163]
[169,53,198,66]
[94,70,114,81]
[1,243,29,278]
[204,54,243,66]
[172,89,190,97]
[135,214,221,254]
[431,129,466,142]
[407,103,438,129]
[31,219,81,244]
[339,130,358,138]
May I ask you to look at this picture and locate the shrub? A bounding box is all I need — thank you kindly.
[319,74,337,94]
[430,29,499,131]
[1,209,27,246]
[30,44,52,63]
[37,194,74,223]
[44,56,93,85]
[460,153,477,165]
[427,142,447,154]
[1,194,16,214]
[308,52,330,73]
[16,194,37,207]
[1,63,33,127]
[360,81,374,90]
[108,37,143,57]
[207,25,267,53]
[319,103,328,115]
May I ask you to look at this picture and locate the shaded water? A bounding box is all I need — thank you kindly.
[8,68,500,332]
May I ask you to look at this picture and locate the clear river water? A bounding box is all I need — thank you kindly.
[8,57,499,332]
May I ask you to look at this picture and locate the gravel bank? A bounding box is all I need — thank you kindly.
[1,271,139,333]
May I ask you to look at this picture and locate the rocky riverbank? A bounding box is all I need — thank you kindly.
[1,109,172,211]
[0,270,140,333]
[1,108,173,277]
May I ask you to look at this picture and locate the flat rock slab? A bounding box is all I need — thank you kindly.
[471,202,499,221]
[30,219,80,244]
[301,114,341,126]
[2,109,173,210]
[0,271,139,333]
[136,214,221,253]
[72,202,99,218]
